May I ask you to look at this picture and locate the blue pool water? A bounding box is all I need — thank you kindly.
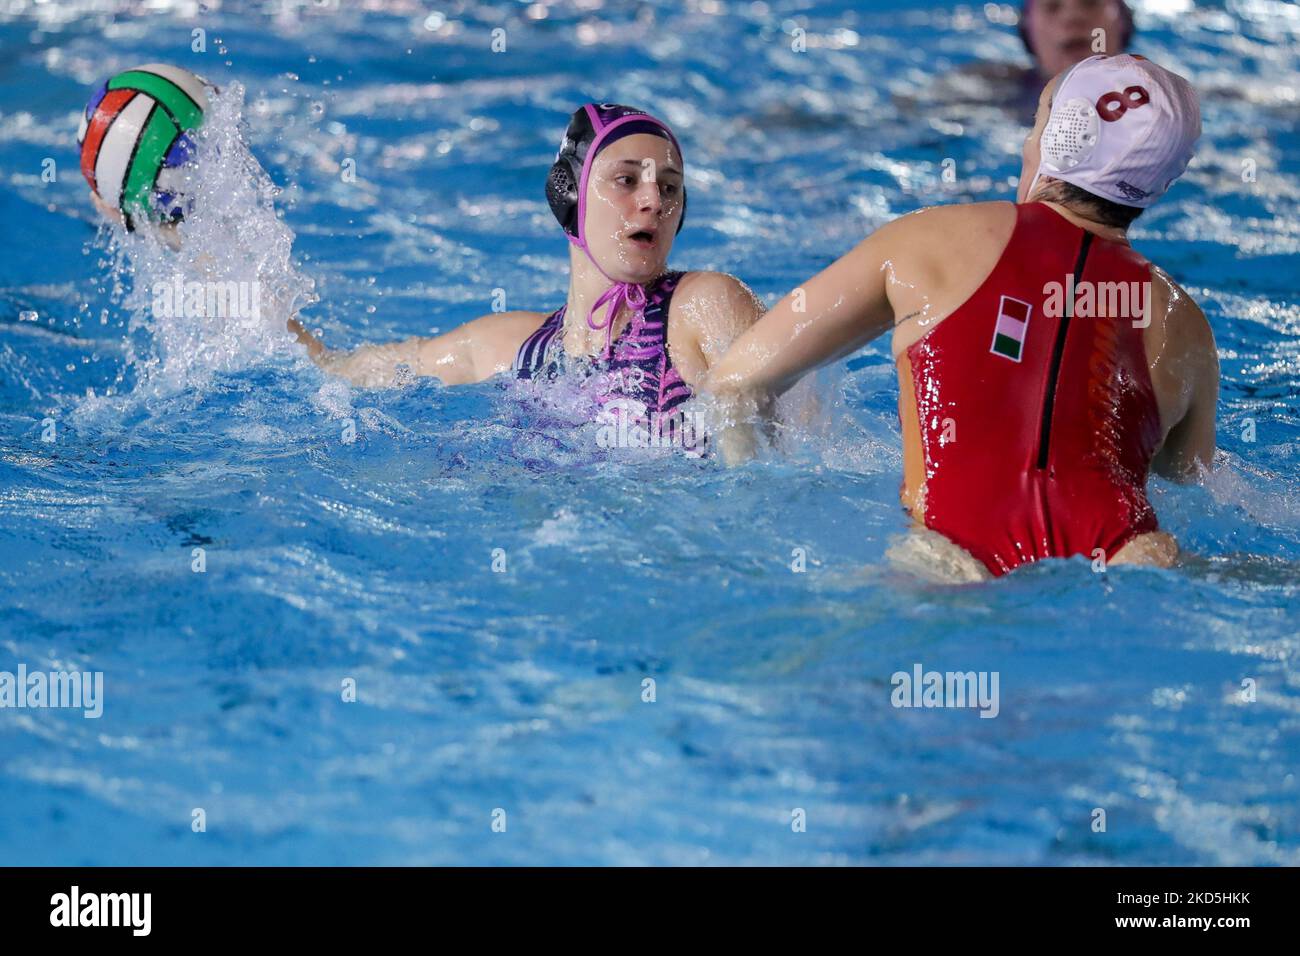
[1,0,1298,865]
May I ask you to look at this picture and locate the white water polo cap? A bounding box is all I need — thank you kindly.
[1035,54,1201,208]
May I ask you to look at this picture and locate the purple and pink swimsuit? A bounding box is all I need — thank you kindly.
[513,271,693,420]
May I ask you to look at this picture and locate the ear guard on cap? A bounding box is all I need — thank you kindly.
[1040,96,1100,172]
[545,103,686,242]
[545,150,583,237]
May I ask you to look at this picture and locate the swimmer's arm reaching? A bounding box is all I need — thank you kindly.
[700,223,901,461]
[667,272,769,461]
[289,318,439,387]
[89,191,125,228]
[88,189,181,249]
[289,311,545,387]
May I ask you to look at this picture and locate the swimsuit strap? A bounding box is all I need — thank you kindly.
[513,306,565,379]
[608,271,692,416]
[515,271,689,403]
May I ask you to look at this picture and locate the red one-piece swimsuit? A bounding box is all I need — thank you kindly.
[897,202,1164,576]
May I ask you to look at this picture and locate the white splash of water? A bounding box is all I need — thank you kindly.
[1201,448,1300,528]
[97,81,317,400]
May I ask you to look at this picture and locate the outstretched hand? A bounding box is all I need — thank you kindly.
[285,318,406,387]
[287,317,329,364]
[89,190,125,228]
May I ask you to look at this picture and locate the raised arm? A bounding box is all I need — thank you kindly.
[288,310,543,388]
[703,224,900,400]
[699,220,903,461]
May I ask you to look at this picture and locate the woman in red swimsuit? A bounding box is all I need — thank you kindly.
[706,55,1218,578]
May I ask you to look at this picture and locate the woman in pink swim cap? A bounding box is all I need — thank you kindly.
[293,103,762,445]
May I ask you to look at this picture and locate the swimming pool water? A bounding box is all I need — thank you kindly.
[1,0,1298,865]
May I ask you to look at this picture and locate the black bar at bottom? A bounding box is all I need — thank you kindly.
[0,865,1290,941]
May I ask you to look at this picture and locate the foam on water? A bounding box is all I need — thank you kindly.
[88,82,316,404]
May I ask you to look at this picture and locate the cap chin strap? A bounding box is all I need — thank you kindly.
[568,233,647,362]
[565,110,681,360]
[1025,165,1046,203]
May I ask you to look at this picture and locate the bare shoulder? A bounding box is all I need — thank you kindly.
[672,270,761,305]
[865,202,1017,307]
[1146,265,1216,391]
[1143,264,1217,435]
[1150,265,1212,345]
[460,309,550,339]
[870,200,1016,257]
[454,309,551,379]
[667,270,766,364]
[891,200,1015,232]
[670,271,764,331]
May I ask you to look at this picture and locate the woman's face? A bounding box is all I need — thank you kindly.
[581,132,684,285]
[1025,0,1126,78]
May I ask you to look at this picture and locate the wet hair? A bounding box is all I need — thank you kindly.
[1038,178,1144,228]
[1018,0,1136,58]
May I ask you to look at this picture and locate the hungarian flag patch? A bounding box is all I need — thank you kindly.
[990,295,1031,362]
